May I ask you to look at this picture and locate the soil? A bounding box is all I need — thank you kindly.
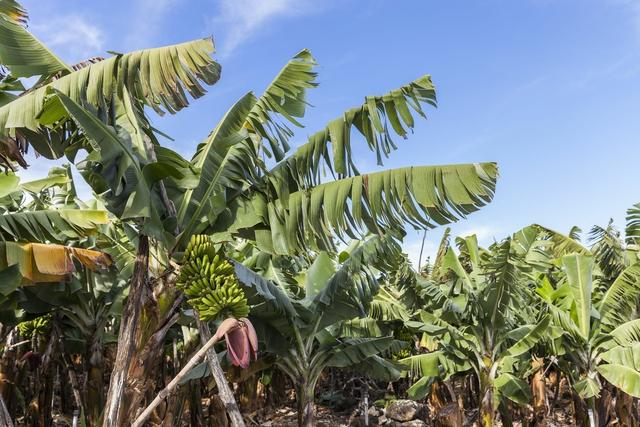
[244,405,351,426]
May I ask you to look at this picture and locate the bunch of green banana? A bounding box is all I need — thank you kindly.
[196,282,250,320]
[18,314,51,339]
[178,235,249,321]
[391,329,414,360]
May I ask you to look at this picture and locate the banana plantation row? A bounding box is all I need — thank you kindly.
[0,1,638,426]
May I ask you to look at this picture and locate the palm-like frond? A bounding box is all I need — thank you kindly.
[456,234,482,271]
[430,227,451,280]
[511,225,554,272]
[96,220,137,277]
[20,170,69,194]
[0,38,220,134]
[607,319,640,347]
[626,203,640,245]
[495,373,532,405]
[534,224,591,258]
[568,226,582,241]
[175,51,318,245]
[598,263,640,330]
[600,346,640,367]
[483,238,522,328]
[546,303,585,344]
[326,337,398,367]
[598,355,640,397]
[232,260,297,319]
[2,163,84,212]
[511,225,551,270]
[264,75,437,196]
[589,222,625,281]
[52,92,157,222]
[338,317,383,337]
[312,235,402,316]
[234,163,497,254]
[599,356,640,381]
[418,278,455,313]
[369,285,412,321]
[0,208,108,242]
[177,94,256,227]
[245,49,317,160]
[400,351,444,378]
[503,315,550,358]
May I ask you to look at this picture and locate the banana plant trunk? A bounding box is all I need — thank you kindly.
[238,374,260,411]
[596,387,612,427]
[587,397,598,427]
[32,323,58,427]
[103,236,151,426]
[61,352,85,426]
[102,236,182,426]
[615,391,637,427]
[531,357,548,426]
[571,391,589,427]
[479,370,495,427]
[86,334,104,425]
[297,379,315,427]
[0,329,18,414]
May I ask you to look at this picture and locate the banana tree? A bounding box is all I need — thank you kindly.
[59,272,126,425]
[537,253,640,426]
[232,235,406,427]
[0,165,111,300]
[403,234,550,427]
[0,164,120,423]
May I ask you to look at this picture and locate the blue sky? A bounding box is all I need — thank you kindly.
[19,0,640,264]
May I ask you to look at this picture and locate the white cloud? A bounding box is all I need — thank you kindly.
[457,225,497,242]
[31,15,105,62]
[210,0,316,58]
[403,232,438,271]
[455,225,504,250]
[124,0,179,50]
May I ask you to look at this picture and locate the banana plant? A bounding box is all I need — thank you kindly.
[403,233,550,427]
[59,272,126,426]
[537,253,640,426]
[6,268,125,426]
[0,165,112,323]
[231,235,406,427]
[0,164,120,425]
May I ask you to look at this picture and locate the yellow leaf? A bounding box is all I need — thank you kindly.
[0,242,111,285]
[32,243,74,275]
[71,247,112,271]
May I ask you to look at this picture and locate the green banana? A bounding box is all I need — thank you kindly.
[18,314,52,339]
[178,234,250,321]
